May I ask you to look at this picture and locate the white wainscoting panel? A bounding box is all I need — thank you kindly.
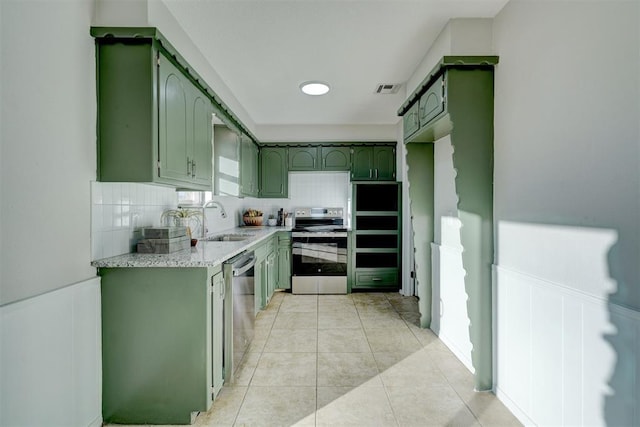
[494,265,639,427]
[0,277,102,427]
[431,243,473,372]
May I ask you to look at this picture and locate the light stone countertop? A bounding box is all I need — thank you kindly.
[91,226,291,268]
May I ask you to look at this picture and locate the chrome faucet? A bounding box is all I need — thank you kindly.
[202,200,227,237]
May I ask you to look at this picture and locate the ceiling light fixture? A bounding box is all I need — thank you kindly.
[300,81,330,96]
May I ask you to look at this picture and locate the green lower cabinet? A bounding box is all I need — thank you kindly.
[254,236,278,309]
[354,268,398,289]
[277,233,292,289]
[267,250,277,303]
[100,266,224,424]
[211,270,225,397]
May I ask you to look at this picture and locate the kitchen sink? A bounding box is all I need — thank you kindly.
[205,233,252,242]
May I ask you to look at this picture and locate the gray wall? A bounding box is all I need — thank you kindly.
[0,0,97,305]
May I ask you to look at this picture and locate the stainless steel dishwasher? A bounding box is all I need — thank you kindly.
[223,250,256,383]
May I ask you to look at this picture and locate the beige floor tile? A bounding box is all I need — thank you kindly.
[272,311,318,329]
[316,385,397,426]
[251,352,317,386]
[387,385,480,426]
[360,313,409,330]
[318,309,361,329]
[373,349,434,372]
[378,349,449,387]
[318,294,355,304]
[399,311,421,327]
[232,351,261,386]
[365,327,422,353]
[317,352,382,387]
[389,297,419,312]
[355,299,396,313]
[196,386,247,426]
[235,386,316,426]
[351,292,389,302]
[279,295,318,312]
[254,311,277,329]
[199,292,519,426]
[318,328,370,353]
[263,328,318,352]
[464,392,523,426]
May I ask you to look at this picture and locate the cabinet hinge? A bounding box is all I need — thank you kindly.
[157,54,161,67]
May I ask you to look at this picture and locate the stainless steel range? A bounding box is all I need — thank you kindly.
[291,207,348,294]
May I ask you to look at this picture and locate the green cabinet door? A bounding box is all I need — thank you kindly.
[321,146,351,171]
[289,147,319,171]
[213,124,241,196]
[418,74,445,127]
[403,102,420,139]
[277,234,291,289]
[158,55,190,183]
[211,270,224,398]
[191,87,214,187]
[374,146,396,180]
[260,147,288,198]
[351,146,375,180]
[240,135,259,197]
[350,146,396,181]
[267,250,277,303]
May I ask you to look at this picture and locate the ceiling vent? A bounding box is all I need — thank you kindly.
[375,83,401,94]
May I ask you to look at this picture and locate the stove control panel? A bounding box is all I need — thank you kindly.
[294,207,343,219]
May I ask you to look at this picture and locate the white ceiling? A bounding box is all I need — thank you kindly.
[163,0,507,129]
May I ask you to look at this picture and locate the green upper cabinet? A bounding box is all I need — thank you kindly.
[321,146,351,171]
[213,124,241,196]
[94,35,213,191]
[240,134,259,197]
[288,147,318,171]
[351,146,396,181]
[158,54,213,188]
[418,74,445,127]
[288,146,350,171]
[403,102,420,139]
[260,147,288,198]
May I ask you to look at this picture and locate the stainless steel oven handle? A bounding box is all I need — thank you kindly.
[233,255,256,276]
[292,232,348,238]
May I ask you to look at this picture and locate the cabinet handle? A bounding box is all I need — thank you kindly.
[192,160,196,178]
[187,157,191,176]
[369,169,372,179]
[313,158,316,168]
[375,169,379,179]
[372,277,382,281]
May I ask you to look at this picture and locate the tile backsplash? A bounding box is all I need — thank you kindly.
[91,182,177,260]
[240,171,351,223]
[91,172,352,260]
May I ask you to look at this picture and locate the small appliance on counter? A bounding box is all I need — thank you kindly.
[137,226,190,253]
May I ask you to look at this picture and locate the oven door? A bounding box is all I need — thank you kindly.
[292,232,348,276]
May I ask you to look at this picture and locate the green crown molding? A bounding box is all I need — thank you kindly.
[397,55,498,116]
[91,26,258,143]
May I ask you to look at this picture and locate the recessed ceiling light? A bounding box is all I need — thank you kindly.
[300,81,330,96]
